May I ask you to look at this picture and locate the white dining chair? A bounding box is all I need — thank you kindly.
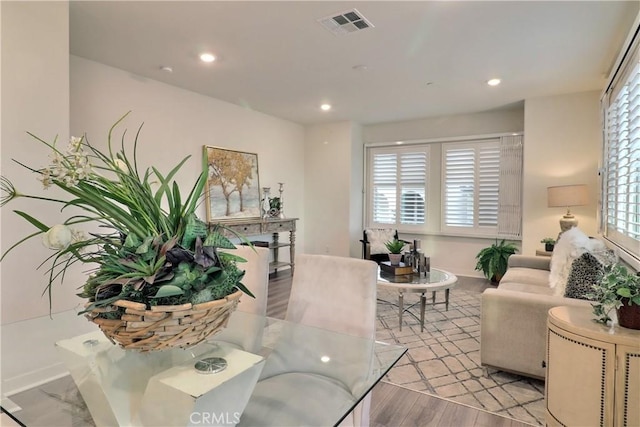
[212,245,270,353]
[227,245,270,316]
[240,254,378,427]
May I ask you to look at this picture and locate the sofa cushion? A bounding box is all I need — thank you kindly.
[500,267,550,288]
[498,281,555,296]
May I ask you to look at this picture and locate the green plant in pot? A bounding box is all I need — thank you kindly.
[586,263,640,330]
[385,239,405,266]
[475,239,518,283]
[0,113,254,351]
[540,237,556,252]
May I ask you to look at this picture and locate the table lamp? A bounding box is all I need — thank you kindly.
[547,184,589,232]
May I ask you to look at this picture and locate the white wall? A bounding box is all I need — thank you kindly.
[70,57,305,253]
[363,107,525,143]
[304,122,359,257]
[349,124,364,258]
[1,1,75,322]
[362,108,525,277]
[1,14,305,395]
[522,91,601,254]
[0,0,86,400]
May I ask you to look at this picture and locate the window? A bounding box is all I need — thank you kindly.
[602,29,640,263]
[442,140,501,234]
[368,146,428,228]
[365,135,522,237]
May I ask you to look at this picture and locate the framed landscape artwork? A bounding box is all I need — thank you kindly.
[204,146,261,222]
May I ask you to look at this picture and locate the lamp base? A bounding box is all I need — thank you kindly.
[559,214,578,232]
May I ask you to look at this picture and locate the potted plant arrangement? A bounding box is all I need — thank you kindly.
[541,237,556,252]
[586,263,640,330]
[0,114,254,351]
[385,239,405,266]
[475,239,518,283]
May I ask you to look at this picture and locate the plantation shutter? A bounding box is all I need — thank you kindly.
[443,140,501,233]
[478,145,500,227]
[602,38,640,260]
[399,151,427,224]
[444,147,475,227]
[497,135,524,238]
[369,146,428,228]
[372,153,397,224]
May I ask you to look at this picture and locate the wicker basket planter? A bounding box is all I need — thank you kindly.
[85,290,243,352]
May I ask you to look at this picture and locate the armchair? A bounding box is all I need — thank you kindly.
[360,228,408,264]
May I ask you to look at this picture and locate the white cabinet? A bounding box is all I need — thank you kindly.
[546,306,640,427]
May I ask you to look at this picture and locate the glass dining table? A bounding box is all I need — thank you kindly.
[4,310,406,427]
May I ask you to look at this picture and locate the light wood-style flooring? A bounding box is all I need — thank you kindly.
[268,270,532,427]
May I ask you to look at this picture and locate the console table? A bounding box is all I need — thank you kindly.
[211,218,298,275]
[546,306,640,427]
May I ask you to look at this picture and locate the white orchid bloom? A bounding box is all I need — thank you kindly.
[114,159,128,173]
[42,224,73,250]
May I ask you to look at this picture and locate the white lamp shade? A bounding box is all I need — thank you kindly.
[547,185,589,208]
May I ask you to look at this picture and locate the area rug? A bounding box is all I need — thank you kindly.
[376,288,545,426]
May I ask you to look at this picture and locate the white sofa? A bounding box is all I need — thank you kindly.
[480,254,591,380]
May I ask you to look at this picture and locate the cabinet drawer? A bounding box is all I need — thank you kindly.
[264,220,294,233]
[221,222,262,236]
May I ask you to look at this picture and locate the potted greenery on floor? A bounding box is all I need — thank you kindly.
[475,239,518,283]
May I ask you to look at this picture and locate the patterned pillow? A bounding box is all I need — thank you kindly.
[564,251,615,300]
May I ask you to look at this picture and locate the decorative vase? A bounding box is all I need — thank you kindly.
[617,299,640,330]
[86,290,243,352]
[261,187,271,219]
[388,253,402,266]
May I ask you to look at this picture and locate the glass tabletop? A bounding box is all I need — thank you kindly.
[378,267,456,286]
[4,310,406,427]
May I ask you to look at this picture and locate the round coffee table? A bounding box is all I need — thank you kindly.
[377,268,458,331]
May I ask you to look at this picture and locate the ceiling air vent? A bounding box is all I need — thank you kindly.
[318,9,374,35]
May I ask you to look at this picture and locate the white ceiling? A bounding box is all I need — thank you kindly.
[69,1,639,126]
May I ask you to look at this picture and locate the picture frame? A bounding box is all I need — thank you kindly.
[204,146,261,222]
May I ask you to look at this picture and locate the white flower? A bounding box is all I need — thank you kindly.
[114,159,128,173]
[42,224,73,250]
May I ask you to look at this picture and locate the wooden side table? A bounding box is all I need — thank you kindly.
[546,306,640,427]
[211,218,298,275]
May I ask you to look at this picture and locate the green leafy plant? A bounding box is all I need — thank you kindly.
[0,113,253,316]
[586,263,640,325]
[385,239,405,254]
[540,237,556,245]
[475,239,518,282]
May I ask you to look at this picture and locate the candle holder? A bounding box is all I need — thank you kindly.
[277,182,285,218]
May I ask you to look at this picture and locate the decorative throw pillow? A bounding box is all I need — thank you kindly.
[564,252,605,300]
[365,229,396,255]
[549,227,591,294]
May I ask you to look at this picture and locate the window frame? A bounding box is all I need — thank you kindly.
[600,17,640,268]
[365,145,429,233]
[363,133,523,239]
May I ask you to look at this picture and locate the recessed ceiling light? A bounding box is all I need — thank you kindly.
[487,78,501,86]
[160,66,173,73]
[320,104,332,111]
[395,141,404,145]
[200,53,216,63]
